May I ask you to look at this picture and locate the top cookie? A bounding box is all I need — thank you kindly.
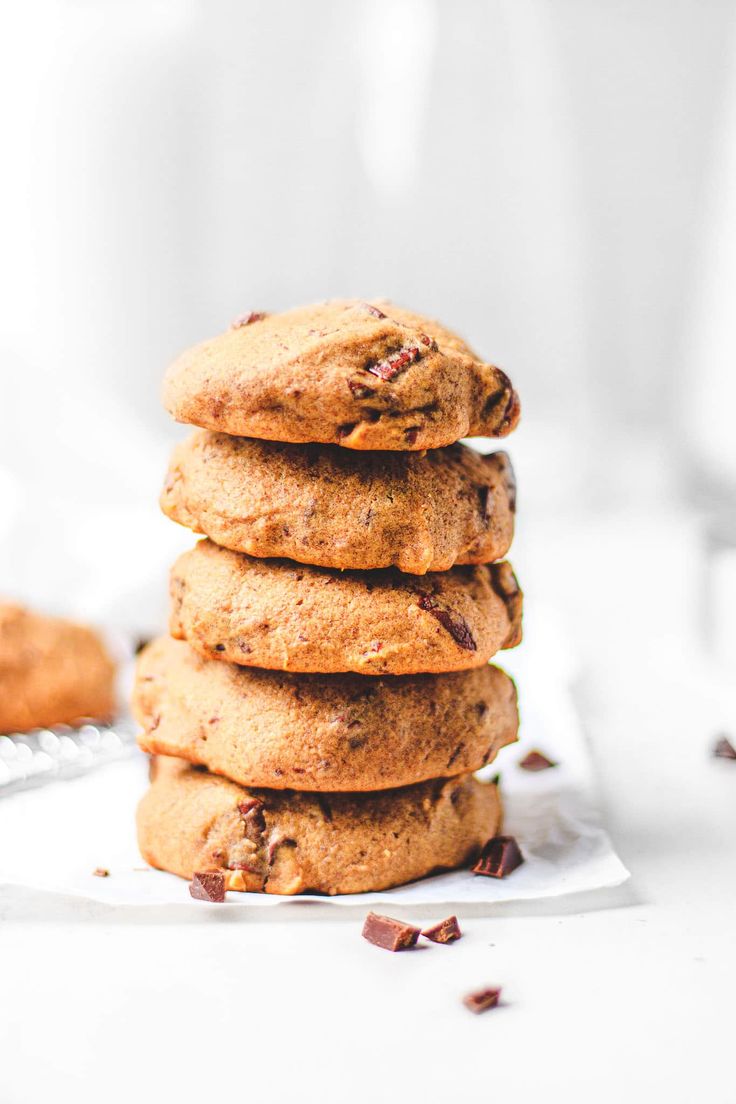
[162,299,520,450]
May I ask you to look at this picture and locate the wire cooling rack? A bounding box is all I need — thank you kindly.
[0,717,138,797]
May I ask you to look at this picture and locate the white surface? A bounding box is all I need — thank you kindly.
[0,636,627,908]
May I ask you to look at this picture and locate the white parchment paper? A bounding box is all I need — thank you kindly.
[0,615,629,908]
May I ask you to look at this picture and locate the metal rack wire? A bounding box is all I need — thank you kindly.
[0,717,138,796]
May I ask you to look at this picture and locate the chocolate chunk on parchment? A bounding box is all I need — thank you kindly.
[713,735,736,760]
[463,986,502,1014]
[421,916,462,944]
[362,911,421,951]
[473,836,524,879]
[519,749,557,771]
[189,871,226,903]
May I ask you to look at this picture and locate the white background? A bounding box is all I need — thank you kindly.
[1,3,736,1101]
[1,0,736,633]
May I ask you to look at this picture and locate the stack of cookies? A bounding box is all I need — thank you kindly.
[134,300,522,897]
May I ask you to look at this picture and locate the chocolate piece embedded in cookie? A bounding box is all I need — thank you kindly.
[0,603,116,733]
[162,299,520,451]
[137,758,502,896]
[161,433,516,575]
[134,637,519,791]
[169,540,523,676]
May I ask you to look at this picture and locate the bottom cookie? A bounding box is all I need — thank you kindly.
[137,757,502,896]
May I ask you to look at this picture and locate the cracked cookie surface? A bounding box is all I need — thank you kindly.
[169,539,523,675]
[134,637,518,791]
[137,756,503,895]
[0,603,115,733]
[161,432,515,575]
[162,299,520,451]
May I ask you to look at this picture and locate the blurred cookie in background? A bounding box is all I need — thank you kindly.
[0,603,116,733]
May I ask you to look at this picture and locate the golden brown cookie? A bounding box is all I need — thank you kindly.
[0,603,116,733]
[161,431,515,575]
[137,756,502,896]
[134,636,519,791]
[162,300,520,451]
[169,540,522,675]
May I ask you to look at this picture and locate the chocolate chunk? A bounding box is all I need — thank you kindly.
[238,797,266,844]
[238,798,264,817]
[713,735,736,760]
[189,871,226,903]
[416,593,476,651]
[133,636,152,655]
[92,867,109,878]
[473,836,524,879]
[359,302,387,319]
[463,986,502,1014]
[477,485,493,524]
[362,911,421,951]
[230,311,267,328]
[421,916,462,944]
[519,749,557,771]
[367,344,421,381]
[501,388,521,432]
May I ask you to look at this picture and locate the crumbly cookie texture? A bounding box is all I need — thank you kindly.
[162,300,520,451]
[169,539,523,675]
[134,637,519,791]
[137,756,502,896]
[0,603,115,733]
[161,432,515,575]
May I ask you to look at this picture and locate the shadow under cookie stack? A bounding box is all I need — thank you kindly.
[134,300,523,899]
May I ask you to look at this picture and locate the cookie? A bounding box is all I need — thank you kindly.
[170,540,523,675]
[161,432,515,575]
[137,756,502,895]
[162,299,520,451]
[0,603,115,733]
[134,636,519,791]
